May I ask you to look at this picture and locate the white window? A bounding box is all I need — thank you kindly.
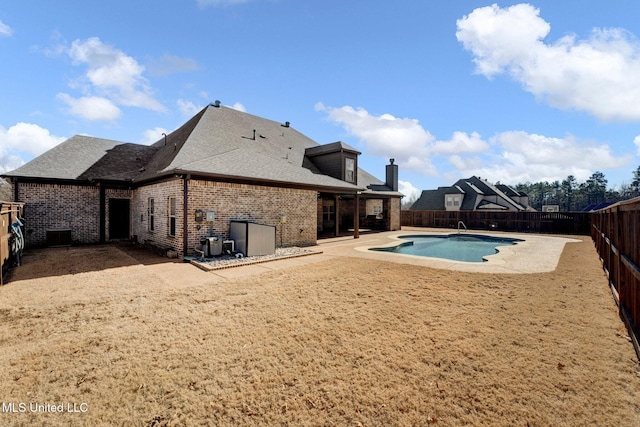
[446,196,453,207]
[323,202,335,222]
[168,197,176,237]
[345,158,355,183]
[148,198,155,231]
[454,196,460,206]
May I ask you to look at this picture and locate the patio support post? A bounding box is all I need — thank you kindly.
[334,194,340,237]
[354,193,360,239]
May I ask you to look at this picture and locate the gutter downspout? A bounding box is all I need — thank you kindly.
[183,175,189,258]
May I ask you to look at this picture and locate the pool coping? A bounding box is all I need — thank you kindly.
[342,230,582,274]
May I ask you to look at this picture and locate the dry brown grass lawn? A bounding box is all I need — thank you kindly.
[0,238,639,426]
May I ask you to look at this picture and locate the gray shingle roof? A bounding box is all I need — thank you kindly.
[357,168,403,197]
[410,189,447,210]
[305,141,361,157]
[3,105,400,195]
[411,176,530,211]
[79,143,157,181]
[140,105,362,191]
[3,135,124,180]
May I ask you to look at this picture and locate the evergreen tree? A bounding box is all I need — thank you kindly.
[631,165,640,197]
[561,175,577,210]
[585,171,607,206]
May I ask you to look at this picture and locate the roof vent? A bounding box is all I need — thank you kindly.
[210,100,221,108]
[281,121,290,128]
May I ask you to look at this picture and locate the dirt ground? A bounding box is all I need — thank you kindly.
[0,236,639,426]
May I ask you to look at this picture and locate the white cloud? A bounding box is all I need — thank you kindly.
[177,99,200,117]
[141,127,170,146]
[634,135,640,155]
[317,102,630,185]
[0,20,12,36]
[0,150,25,174]
[456,4,640,122]
[398,180,421,201]
[0,123,66,173]
[0,122,66,156]
[57,93,121,121]
[230,102,246,112]
[432,131,489,154]
[316,102,436,174]
[459,131,630,183]
[64,37,166,118]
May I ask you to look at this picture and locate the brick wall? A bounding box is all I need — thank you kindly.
[388,197,401,230]
[10,177,335,256]
[16,182,100,246]
[131,178,183,254]
[187,180,317,256]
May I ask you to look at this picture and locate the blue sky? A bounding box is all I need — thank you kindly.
[2,1,640,201]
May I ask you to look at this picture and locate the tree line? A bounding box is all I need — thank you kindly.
[513,166,640,211]
[0,178,11,201]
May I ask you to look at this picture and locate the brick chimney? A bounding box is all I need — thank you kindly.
[385,158,398,192]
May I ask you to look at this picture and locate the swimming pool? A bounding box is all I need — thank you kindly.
[369,234,524,262]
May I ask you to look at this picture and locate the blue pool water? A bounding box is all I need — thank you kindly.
[370,234,523,263]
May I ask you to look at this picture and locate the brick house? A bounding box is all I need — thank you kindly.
[2,103,403,257]
[410,176,533,212]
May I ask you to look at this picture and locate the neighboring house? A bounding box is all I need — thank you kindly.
[410,176,533,212]
[1,103,403,257]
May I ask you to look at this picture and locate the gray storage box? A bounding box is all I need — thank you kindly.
[229,221,276,257]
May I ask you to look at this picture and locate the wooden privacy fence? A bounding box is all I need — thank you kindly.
[1,201,24,285]
[591,197,640,358]
[402,210,591,235]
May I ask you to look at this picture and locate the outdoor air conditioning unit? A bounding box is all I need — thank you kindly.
[200,236,222,257]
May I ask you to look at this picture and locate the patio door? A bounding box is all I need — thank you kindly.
[109,199,130,240]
